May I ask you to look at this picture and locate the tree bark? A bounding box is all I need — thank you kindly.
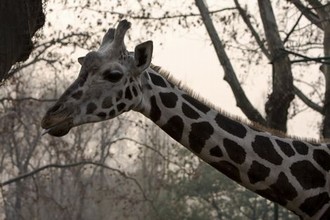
[258,0,294,133]
[319,4,330,138]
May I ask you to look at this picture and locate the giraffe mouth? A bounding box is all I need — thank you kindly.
[41,118,74,137]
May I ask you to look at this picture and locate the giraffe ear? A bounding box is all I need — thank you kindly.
[78,57,85,65]
[134,41,153,74]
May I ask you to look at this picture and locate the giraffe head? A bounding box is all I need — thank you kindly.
[41,20,153,136]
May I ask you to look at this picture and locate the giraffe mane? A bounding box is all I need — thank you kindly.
[150,64,322,145]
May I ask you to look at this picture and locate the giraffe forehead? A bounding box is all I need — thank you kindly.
[82,49,131,70]
[82,51,102,68]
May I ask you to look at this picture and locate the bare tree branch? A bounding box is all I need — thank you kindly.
[233,0,271,59]
[283,48,330,64]
[283,13,304,44]
[0,97,57,103]
[294,85,323,113]
[81,7,237,21]
[306,0,326,16]
[195,0,266,126]
[289,0,323,29]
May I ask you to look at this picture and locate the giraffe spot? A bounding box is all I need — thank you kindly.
[290,160,325,189]
[116,91,123,102]
[299,192,330,217]
[210,161,241,183]
[313,149,330,171]
[247,161,270,184]
[252,135,283,165]
[97,112,106,119]
[255,188,285,206]
[161,116,184,142]
[117,103,126,112]
[132,86,138,97]
[215,114,247,138]
[159,92,178,108]
[149,96,161,122]
[71,90,83,100]
[270,172,298,201]
[292,140,309,155]
[102,96,112,108]
[145,84,152,90]
[189,122,214,154]
[109,109,116,117]
[320,207,330,220]
[128,104,134,110]
[255,172,297,206]
[182,94,210,114]
[86,103,97,114]
[182,102,200,119]
[209,145,223,157]
[125,86,133,100]
[275,139,295,157]
[149,72,167,87]
[223,138,246,164]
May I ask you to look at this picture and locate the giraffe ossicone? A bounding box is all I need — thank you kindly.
[41,20,330,219]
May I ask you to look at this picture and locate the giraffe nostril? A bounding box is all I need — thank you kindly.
[48,104,64,114]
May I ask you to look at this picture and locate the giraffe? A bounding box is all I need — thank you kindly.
[41,20,330,219]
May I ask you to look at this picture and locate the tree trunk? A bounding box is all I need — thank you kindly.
[258,0,294,133]
[321,5,330,138]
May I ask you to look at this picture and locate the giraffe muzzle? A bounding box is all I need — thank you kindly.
[41,104,74,137]
[41,118,73,137]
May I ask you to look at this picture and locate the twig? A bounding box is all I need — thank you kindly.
[80,7,237,21]
[233,0,270,59]
[282,48,330,64]
[0,97,57,103]
[289,0,323,30]
[293,85,323,113]
[283,13,303,44]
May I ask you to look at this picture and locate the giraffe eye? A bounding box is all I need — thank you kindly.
[103,70,123,83]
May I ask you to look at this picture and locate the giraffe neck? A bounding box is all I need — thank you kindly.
[135,67,330,219]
